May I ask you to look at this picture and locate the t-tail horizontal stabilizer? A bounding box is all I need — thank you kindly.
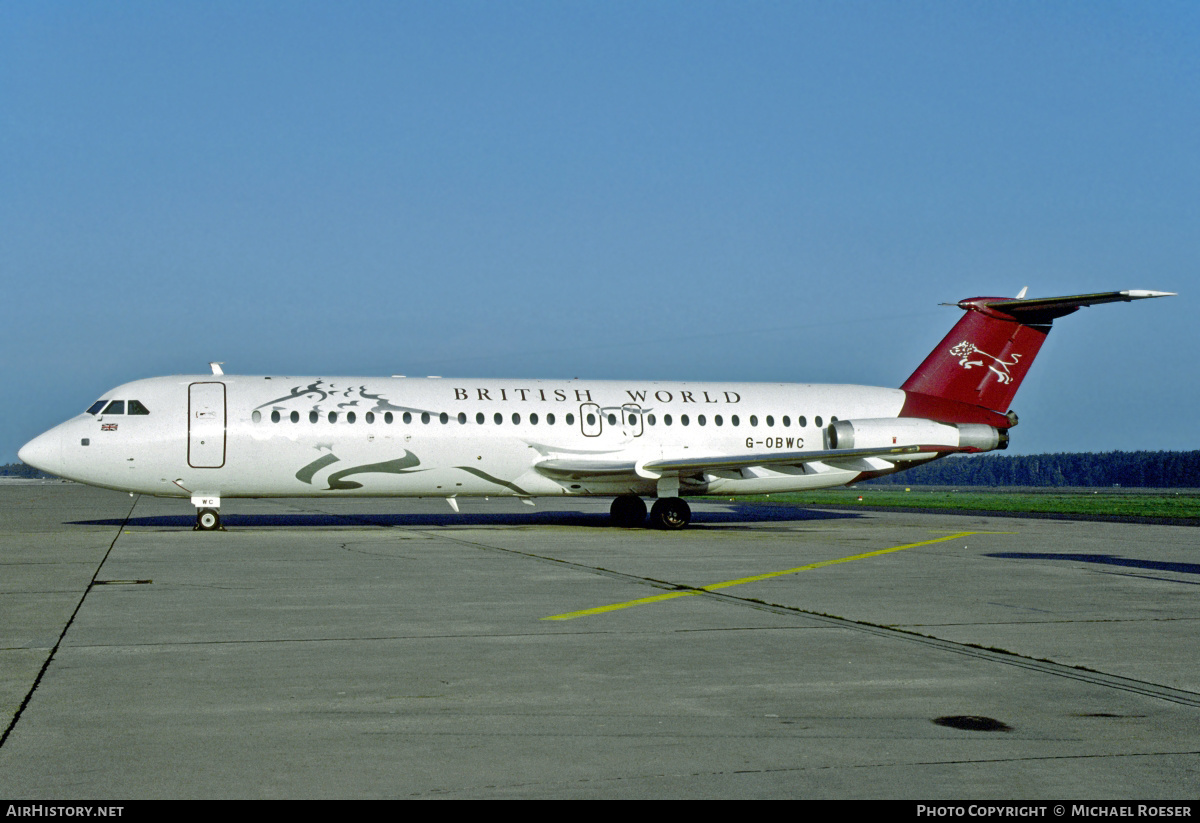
[901,289,1175,418]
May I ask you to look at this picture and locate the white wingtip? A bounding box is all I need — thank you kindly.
[1120,290,1176,299]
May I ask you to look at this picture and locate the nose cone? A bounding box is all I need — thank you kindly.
[18,428,63,476]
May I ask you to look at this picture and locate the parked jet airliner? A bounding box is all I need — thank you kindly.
[19,289,1173,530]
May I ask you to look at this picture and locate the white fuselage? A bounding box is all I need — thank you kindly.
[23,374,920,501]
[20,289,1172,530]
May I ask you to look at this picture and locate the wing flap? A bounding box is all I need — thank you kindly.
[642,445,923,475]
[534,445,935,481]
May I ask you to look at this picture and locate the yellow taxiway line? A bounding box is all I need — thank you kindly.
[543,530,992,621]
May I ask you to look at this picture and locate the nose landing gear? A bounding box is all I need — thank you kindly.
[191,495,223,531]
[194,508,222,531]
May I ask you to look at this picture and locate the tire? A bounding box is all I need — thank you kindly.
[610,495,647,527]
[196,508,221,531]
[649,497,690,530]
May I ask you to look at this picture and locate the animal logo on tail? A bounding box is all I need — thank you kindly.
[948,340,1022,385]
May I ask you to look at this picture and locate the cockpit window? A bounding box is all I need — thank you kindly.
[127,400,150,415]
[87,400,106,415]
[101,400,125,415]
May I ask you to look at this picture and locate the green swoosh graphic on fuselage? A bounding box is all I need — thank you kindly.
[295,453,341,485]
[454,466,532,496]
[325,452,423,490]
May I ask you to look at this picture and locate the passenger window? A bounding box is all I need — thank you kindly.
[440,412,449,424]
[458,412,467,424]
[766,415,774,427]
[271,411,281,423]
[328,412,338,423]
[366,412,375,424]
[347,412,356,424]
[547,413,556,425]
[477,412,485,424]
[290,411,299,423]
[127,400,150,415]
[749,415,758,427]
[310,411,319,423]
[530,413,539,425]
[102,400,125,415]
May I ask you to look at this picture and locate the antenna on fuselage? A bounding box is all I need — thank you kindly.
[209,362,225,375]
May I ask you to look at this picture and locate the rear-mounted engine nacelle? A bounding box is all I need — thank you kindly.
[827,418,1008,453]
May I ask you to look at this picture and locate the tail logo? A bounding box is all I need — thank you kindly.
[949,341,1022,385]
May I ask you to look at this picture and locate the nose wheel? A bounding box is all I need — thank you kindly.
[195,508,222,531]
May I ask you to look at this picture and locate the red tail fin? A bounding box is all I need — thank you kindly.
[901,290,1174,415]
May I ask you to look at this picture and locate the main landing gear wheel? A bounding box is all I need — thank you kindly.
[610,494,647,527]
[649,497,691,530]
[195,508,222,531]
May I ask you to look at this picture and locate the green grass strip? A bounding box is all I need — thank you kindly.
[708,489,1200,520]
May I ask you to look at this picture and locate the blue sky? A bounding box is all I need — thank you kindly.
[3,1,1194,462]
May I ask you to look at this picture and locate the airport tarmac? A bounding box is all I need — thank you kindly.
[0,482,1197,799]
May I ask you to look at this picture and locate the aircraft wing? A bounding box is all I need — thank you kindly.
[534,444,938,481]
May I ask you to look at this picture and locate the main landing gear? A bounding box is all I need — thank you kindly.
[649,497,690,530]
[609,495,691,529]
[610,494,647,527]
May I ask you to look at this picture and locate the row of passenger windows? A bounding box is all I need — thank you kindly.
[87,399,151,416]
[252,409,833,428]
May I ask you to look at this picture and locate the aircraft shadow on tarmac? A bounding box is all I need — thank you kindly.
[989,552,1200,578]
[68,502,862,530]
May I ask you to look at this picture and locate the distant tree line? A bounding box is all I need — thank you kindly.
[865,451,1200,488]
[0,463,58,479]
